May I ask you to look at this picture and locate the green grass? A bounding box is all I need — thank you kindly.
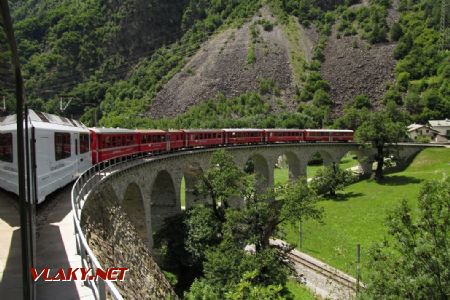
[286,279,317,300]
[181,177,186,208]
[282,148,450,280]
[274,153,359,186]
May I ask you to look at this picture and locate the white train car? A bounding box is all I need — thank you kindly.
[0,110,92,204]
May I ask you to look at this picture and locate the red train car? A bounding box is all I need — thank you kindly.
[90,128,139,164]
[168,130,185,151]
[138,130,168,153]
[223,129,265,145]
[184,129,224,148]
[265,129,305,143]
[305,129,353,142]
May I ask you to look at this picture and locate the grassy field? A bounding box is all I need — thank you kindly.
[274,152,359,185]
[282,148,450,280]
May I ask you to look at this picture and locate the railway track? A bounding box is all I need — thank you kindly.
[287,250,363,293]
[271,239,364,299]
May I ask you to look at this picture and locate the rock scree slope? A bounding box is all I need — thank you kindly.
[148,7,298,118]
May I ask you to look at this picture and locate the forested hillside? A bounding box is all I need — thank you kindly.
[2,0,449,128]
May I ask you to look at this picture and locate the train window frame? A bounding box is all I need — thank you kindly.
[0,133,13,163]
[55,132,71,161]
[80,133,90,154]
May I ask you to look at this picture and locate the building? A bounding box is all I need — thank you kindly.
[428,119,450,143]
[407,123,439,142]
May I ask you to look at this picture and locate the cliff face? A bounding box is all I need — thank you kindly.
[81,184,177,299]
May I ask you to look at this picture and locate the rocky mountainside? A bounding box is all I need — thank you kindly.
[321,27,396,115]
[149,7,298,118]
[320,1,400,116]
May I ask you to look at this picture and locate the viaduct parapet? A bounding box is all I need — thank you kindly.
[80,143,426,250]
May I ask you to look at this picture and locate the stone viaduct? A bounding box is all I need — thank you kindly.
[83,143,425,249]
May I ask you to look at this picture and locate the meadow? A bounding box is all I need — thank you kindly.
[282,148,450,280]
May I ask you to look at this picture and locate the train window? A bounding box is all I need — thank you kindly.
[55,132,71,161]
[0,133,13,162]
[80,134,89,153]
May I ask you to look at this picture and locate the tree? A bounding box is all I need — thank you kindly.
[195,149,254,221]
[364,178,450,299]
[355,111,406,180]
[310,165,356,197]
[184,152,323,298]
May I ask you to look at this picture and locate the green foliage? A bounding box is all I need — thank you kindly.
[138,92,317,130]
[389,22,403,41]
[185,279,221,300]
[195,150,254,220]
[225,271,284,300]
[364,178,450,299]
[355,111,406,180]
[310,165,356,197]
[259,78,280,96]
[384,0,449,124]
[180,150,324,298]
[185,206,223,262]
[353,95,372,109]
[257,19,274,32]
[278,178,323,225]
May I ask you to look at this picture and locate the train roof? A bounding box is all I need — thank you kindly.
[264,128,304,132]
[0,110,88,133]
[222,128,264,132]
[89,127,135,134]
[137,129,167,134]
[305,129,354,133]
[183,129,224,133]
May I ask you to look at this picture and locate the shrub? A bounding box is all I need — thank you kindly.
[390,22,403,41]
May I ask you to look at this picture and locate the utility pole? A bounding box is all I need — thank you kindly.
[356,244,361,296]
[59,96,73,112]
[298,220,303,249]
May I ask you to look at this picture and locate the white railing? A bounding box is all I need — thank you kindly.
[71,153,149,300]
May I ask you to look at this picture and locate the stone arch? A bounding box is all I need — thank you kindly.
[337,149,375,178]
[122,182,148,245]
[245,153,271,193]
[276,151,302,181]
[150,170,178,234]
[306,149,335,166]
[336,149,366,175]
[182,163,208,209]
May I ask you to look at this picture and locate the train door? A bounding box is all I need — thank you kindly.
[75,132,91,174]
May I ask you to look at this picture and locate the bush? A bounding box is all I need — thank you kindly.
[390,22,403,41]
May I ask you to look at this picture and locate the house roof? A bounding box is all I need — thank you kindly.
[407,123,439,133]
[429,119,450,127]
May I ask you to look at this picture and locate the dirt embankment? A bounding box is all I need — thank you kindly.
[148,8,298,118]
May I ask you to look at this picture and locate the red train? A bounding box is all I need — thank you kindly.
[89,128,354,164]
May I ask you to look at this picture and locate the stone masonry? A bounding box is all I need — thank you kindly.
[83,143,425,252]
